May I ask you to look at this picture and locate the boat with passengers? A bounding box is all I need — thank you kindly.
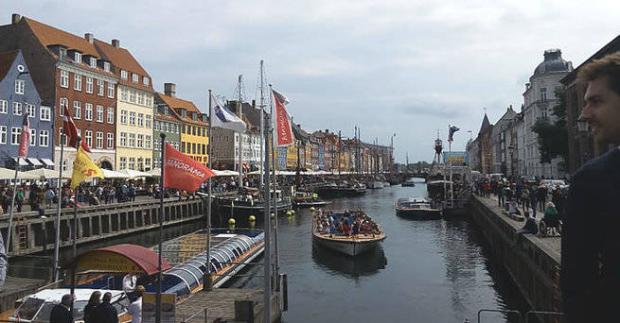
[312,209,386,256]
[395,197,442,220]
[292,191,330,208]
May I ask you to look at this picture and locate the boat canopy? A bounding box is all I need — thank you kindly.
[76,244,172,276]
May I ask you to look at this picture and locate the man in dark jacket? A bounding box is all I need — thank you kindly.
[561,52,620,323]
[50,294,73,323]
[94,292,119,323]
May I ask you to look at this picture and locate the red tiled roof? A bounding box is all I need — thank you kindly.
[24,17,100,58]
[157,93,208,125]
[0,50,18,81]
[94,39,152,91]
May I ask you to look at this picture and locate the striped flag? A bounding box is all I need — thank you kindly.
[63,105,91,152]
[18,112,30,158]
[272,89,293,147]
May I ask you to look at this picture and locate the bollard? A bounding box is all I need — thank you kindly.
[280,273,288,311]
[204,308,208,323]
[249,215,256,229]
[228,218,236,232]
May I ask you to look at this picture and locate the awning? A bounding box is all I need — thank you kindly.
[13,158,28,166]
[40,158,55,167]
[27,158,43,166]
[76,244,172,276]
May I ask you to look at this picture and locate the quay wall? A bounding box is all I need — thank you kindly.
[0,197,206,257]
[469,196,562,317]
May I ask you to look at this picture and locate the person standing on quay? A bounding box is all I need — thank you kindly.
[561,52,620,323]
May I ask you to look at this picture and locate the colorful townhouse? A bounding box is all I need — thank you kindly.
[153,101,181,169]
[0,14,118,172]
[0,49,53,168]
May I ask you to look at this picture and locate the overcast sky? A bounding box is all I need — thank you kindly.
[5,1,619,162]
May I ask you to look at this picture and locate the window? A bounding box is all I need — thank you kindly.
[107,133,114,149]
[143,77,150,86]
[107,83,114,98]
[121,70,128,80]
[540,88,547,101]
[120,87,128,101]
[104,62,111,72]
[129,89,136,103]
[120,157,127,170]
[129,112,136,125]
[84,130,92,147]
[39,130,49,147]
[97,79,104,96]
[137,113,144,127]
[60,98,68,115]
[128,133,135,147]
[15,79,25,94]
[74,52,81,63]
[26,104,35,117]
[145,135,152,149]
[145,158,151,170]
[0,100,6,113]
[12,102,22,115]
[86,77,93,93]
[137,134,143,148]
[40,106,51,121]
[128,157,135,170]
[120,132,127,147]
[96,105,104,122]
[155,121,160,131]
[107,107,114,124]
[145,95,153,107]
[131,73,139,83]
[74,74,82,91]
[88,57,96,68]
[154,138,160,151]
[0,126,6,144]
[145,115,152,128]
[73,101,81,119]
[96,132,103,149]
[85,103,93,121]
[137,92,144,105]
[60,70,69,88]
[11,127,21,145]
[30,128,36,146]
[120,110,127,124]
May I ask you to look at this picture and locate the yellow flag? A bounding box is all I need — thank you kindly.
[71,146,104,189]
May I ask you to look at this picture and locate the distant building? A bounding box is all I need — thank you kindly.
[522,49,573,179]
[477,113,494,174]
[0,49,53,168]
[490,106,517,175]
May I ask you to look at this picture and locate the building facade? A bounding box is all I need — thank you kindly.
[490,106,517,175]
[153,104,181,169]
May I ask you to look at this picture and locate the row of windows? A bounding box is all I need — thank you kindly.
[155,121,180,134]
[0,100,51,120]
[119,87,153,107]
[181,142,207,155]
[63,50,111,72]
[0,127,50,147]
[119,110,152,128]
[118,132,152,149]
[78,130,114,150]
[59,98,114,123]
[59,70,115,98]
[153,140,179,151]
[120,70,150,86]
[119,157,152,171]
[183,124,208,137]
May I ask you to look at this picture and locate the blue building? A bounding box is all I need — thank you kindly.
[0,50,54,169]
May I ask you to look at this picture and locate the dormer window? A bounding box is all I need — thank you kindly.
[180,109,187,118]
[192,112,197,120]
[89,57,96,68]
[132,73,139,83]
[143,77,150,86]
[59,48,67,59]
[103,62,111,72]
[121,70,128,80]
[74,52,82,63]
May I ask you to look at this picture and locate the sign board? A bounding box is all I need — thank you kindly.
[142,292,176,323]
[77,251,143,273]
[443,151,467,165]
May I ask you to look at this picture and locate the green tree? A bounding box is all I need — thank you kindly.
[531,88,569,170]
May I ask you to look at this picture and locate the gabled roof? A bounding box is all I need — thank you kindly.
[94,39,151,88]
[23,17,100,58]
[0,50,18,81]
[478,113,492,135]
[157,93,207,126]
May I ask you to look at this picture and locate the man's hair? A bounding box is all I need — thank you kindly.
[102,292,112,303]
[61,294,73,306]
[577,52,620,95]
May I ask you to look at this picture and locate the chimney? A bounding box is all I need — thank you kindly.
[84,33,94,44]
[164,83,176,97]
[11,14,21,25]
[111,39,120,48]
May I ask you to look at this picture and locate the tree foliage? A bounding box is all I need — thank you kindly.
[531,88,569,169]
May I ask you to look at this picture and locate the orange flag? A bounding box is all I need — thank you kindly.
[163,143,215,192]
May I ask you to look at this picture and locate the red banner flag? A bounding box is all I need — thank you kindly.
[163,143,215,192]
[272,89,293,147]
[62,105,91,152]
[18,112,30,158]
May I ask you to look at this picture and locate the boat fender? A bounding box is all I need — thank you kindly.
[248,215,256,222]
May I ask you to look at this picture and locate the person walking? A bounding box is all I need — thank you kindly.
[94,292,118,323]
[84,291,101,323]
[561,52,620,323]
[128,285,145,323]
[50,294,73,323]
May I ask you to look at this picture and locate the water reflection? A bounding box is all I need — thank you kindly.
[312,243,387,280]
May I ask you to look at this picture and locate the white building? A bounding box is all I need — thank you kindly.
[522,49,573,179]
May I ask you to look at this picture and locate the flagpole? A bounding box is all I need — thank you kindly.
[6,157,21,255]
[262,100,272,323]
[205,90,213,290]
[53,130,65,281]
[269,86,280,286]
[157,133,166,323]
[237,75,244,190]
[259,60,265,186]
[72,137,81,260]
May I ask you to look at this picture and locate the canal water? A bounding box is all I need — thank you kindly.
[10,182,529,322]
[229,182,529,323]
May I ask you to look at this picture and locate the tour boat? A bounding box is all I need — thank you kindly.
[395,197,442,220]
[312,210,386,256]
[292,191,331,208]
[317,181,367,198]
[215,188,292,221]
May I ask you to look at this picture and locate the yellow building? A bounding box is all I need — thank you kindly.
[95,39,155,171]
[157,85,209,166]
[286,142,297,169]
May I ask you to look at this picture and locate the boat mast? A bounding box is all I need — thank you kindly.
[259,61,265,186]
[236,75,244,189]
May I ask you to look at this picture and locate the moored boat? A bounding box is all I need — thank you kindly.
[401,180,416,187]
[292,191,331,208]
[312,209,386,256]
[395,197,442,220]
[317,181,367,198]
